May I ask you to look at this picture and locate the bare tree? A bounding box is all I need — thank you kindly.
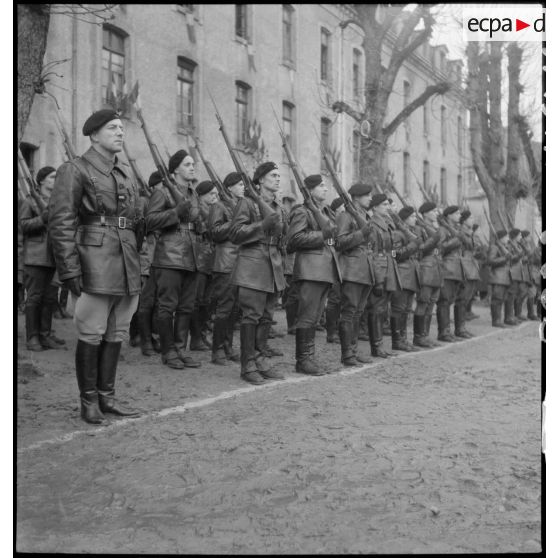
[330,4,451,185]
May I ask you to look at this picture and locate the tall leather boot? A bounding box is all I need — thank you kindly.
[370,313,391,357]
[514,297,527,321]
[465,298,479,320]
[353,315,373,362]
[437,305,456,342]
[285,303,297,334]
[224,314,240,362]
[175,313,201,367]
[39,303,61,349]
[491,302,506,327]
[151,309,161,353]
[504,298,518,325]
[25,305,44,351]
[58,287,71,318]
[325,305,340,343]
[75,340,106,425]
[295,328,325,375]
[189,308,209,351]
[159,317,184,369]
[400,313,419,350]
[391,316,412,351]
[413,314,433,348]
[255,322,284,379]
[138,311,156,356]
[527,297,538,320]
[339,320,357,365]
[97,340,140,416]
[129,311,141,347]
[240,323,265,384]
[211,318,228,365]
[424,312,441,346]
[454,304,474,338]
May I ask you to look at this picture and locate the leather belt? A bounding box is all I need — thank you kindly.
[178,223,196,232]
[259,236,279,246]
[326,238,334,246]
[81,215,135,230]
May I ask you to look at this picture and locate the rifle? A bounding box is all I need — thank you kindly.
[483,206,508,257]
[207,90,275,219]
[271,104,331,233]
[122,141,152,198]
[375,180,418,240]
[17,149,46,213]
[416,179,433,204]
[133,96,188,208]
[313,127,367,228]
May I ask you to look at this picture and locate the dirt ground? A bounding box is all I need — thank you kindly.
[16,303,542,554]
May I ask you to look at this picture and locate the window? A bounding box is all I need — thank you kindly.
[457,116,463,156]
[441,168,449,203]
[177,57,196,131]
[441,105,447,147]
[102,26,126,104]
[282,101,295,160]
[320,117,331,173]
[440,51,446,73]
[423,160,430,191]
[235,5,249,40]
[353,131,361,181]
[320,27,331,82]
[353,49,362,101]
[282,5,295,65]
[403,80,411,142]
[235,81,251,146]
[423,103,429,136]
[403,152,410,195]
[457,174,463,205]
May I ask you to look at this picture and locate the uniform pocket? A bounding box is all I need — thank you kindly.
[76,230,105,246]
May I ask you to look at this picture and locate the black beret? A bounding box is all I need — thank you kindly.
[148,171,162,188]
[348,182,372,197]
[223,172,243,188]
[82,109,120,136]
[253,161,278,184]
[303,174,323,189]
[398,206,415,221]
[370,193,388,207]
[168,149,189,174]
[509,228,521,238]
[330,197,343,212]
[418,201,437,214]
[472,223,479,231]
[196,180,216,196]
[459,209,471,223]
[521,230,530,237]
[443,205,460,217]
[36,166,56,184]
[496,230,508,239]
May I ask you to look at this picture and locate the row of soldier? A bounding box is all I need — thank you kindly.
[17,109,542,425]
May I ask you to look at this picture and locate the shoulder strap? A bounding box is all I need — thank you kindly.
[69,157,105,215]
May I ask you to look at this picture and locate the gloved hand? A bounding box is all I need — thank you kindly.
[372,284,384,297]
[261,213,280,233]
[41,209,49,223]
[322,221,337,240]
[361,221,374,239]
[64,277,82,298]
[175,200,192,220]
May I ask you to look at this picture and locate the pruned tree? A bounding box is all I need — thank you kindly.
[330,4,451,186]
[516,114,542,215]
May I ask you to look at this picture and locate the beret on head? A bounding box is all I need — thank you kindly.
[168,149,189,174]
[303,174,323,189]
[496,230,508,239]
[509,228,521,238]
[521,229,530,237]
[443,205,460,217]
[459,209,471,223]
[370,193,388,208]
[330,197,343,212]
[223,172,243,188]
[348,182,372,197]
[82,109,120,136]
[253,161,278,184]
[398,206,415,221]
[418,201,437,214]
[196,180,215,196]
[36,166,56,184]
[148,171,162,188]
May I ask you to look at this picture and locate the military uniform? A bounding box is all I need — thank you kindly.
[487,231,512,327]
[520,232,540,320]
[508,229,529,322]
[49,111,143,425]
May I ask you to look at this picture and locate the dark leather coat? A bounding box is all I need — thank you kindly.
[19,196,56,268]
[208,199,240,274]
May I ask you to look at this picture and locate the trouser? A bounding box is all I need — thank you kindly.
[294,280,331,329]
[211,272,238,321]
[456,279,478,305]
[437,279,461,335]
[326,281,341,313]
[23,265,56,340]
[238,286,278,326]
[153,267,198,320]
[74,292,139,344]
[390,289,415,318]
[415,284,441,317]
[490,284,509,304]
[138,271,158,314]
[339,281,372,325]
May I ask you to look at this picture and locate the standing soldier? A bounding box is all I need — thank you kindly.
[508,227,529,322]
[20,166,63,351]
[281,194,298,335]
[520,230,539,320]
[145,149,201,370]
[436,205,464,342]
[208,172,244,364]
[454,209,478,338]
[286,174,341,374]
[49,109,142,424]
[229,162,287,385]
[413,202,443,347]
[336,183,375,366]
[487,229,512,327]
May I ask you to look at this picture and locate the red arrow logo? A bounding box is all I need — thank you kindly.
[516,19,530,31]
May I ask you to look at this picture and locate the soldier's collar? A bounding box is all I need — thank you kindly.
[82,146,130,178]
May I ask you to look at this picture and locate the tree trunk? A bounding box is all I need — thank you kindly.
[17,4,50,143]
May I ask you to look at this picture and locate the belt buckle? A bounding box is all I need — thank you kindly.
[118,216,126,229]
[327,238,334,246]
[434,248,439,255]
[391,250,397,258]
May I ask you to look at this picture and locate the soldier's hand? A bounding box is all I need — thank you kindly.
[175,200,192,220]
[322,222,337,240]
[41,209,49,223]
[261,213,280,232]
[64,277,82,298]
[372,284,384,297]
[361,222,373,239]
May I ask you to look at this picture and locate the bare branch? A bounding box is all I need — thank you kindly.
[331,101,365,123]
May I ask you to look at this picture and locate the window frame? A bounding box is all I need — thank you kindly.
[101,25,127,107]
[235,4,250,42]
[320,117,331,174]
[423,160,430,191]
[176,57,197,133]
[403,152,411,195]
[320,27,331,83]
[282,101,296,160]
[441,105,447,147]
[282,4,295,67]
[352,48,362,102]
[235,81,251,147]
[440,167,447,205]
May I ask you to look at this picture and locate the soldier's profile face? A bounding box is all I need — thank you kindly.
[92,118,124,153]
[375,199,391,216]
[260,170,281,192]
[406,213,417,227]
[311,182,328,202]
[448,211,460,223]
[40,172,57,197]
[201,187,218,205]
[229,181,244,198]
[176,156,196,180]
[354,193,371,209]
